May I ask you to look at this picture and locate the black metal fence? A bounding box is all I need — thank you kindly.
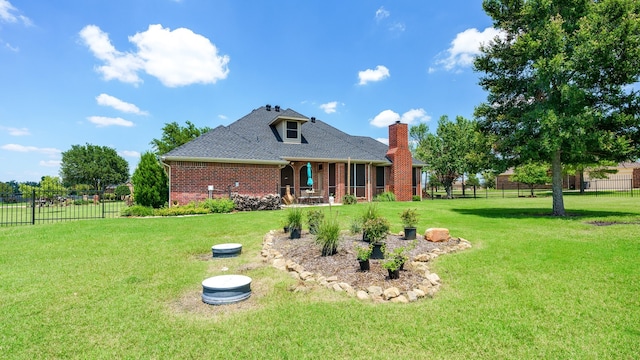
[425,177,638,199]
[0,188,124,227]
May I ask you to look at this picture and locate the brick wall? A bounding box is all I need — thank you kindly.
[386,122,413,201]
[634,168,640,188]
[168,161,280,205]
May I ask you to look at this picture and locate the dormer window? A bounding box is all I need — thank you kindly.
[286,121,299,139]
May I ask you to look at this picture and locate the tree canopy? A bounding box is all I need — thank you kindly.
[474,0,640,215]
[411,116,491,198]
[150,121,211,155]
[60,144,129,190]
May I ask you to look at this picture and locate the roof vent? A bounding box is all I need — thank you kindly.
[395,120,401,124]
[266,104,271,111]
[311,117,316,123]
[274,105,280,112]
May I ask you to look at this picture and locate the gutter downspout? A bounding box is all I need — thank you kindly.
[159,157,171,207]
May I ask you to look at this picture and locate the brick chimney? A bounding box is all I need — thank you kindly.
[386,121,413,201]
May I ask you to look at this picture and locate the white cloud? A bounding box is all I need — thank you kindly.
[358,65,390,85]
[376,138,389,145]
[80,24,230,87]
[87,116,134,127]
[370,108,430,128]
[96,93,148,115]
[401,108,431,124]
[375,7,390,21]
[435,27,505,72]
[0,126,30,136]
[389,22,406,33]
[119,150,140,158]
[39,160,60,167]
[320,101,338,114]
[218,114,228,120]
[79,25,144,84]
[0,0,31,25]
[1,144,61,156]
[370,109,400,127]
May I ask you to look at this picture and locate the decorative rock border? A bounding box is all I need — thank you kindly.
[260,230,472,303]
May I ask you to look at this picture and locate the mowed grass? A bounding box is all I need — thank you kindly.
[1,197,639,359]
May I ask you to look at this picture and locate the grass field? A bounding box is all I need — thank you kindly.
[1,197,639,359]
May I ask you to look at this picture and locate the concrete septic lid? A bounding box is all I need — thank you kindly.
[212,243,242,258]
[202,275,252,305]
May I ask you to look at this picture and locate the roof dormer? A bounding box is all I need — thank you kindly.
[268,107,308,144]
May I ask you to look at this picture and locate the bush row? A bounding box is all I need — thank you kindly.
[121,198,236,217]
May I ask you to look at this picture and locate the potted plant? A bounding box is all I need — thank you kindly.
[361,203,381,242]
[286,207,303,239]
[382,256,403,279]
[315,216,340,256]
[388,246,409,271]
[400,208,419,240]
[306,209,325,235]
[355,244,373,271]
[362,217,389,259]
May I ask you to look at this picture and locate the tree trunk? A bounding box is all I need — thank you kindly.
[445,184,453,199]
[551,150,566,216]
[579,170,585,194]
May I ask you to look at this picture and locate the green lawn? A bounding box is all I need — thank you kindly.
[1,197,639,359]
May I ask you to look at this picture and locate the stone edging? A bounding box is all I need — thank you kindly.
[260,230,472,303]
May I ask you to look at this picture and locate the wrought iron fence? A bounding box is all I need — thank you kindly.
[0,188,124,227]
[424,177,638,199]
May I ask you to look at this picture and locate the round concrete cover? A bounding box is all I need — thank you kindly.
[211,243,242,257]
[202,275,252,305]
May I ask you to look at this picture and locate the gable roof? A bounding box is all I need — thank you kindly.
[162,105,423,166]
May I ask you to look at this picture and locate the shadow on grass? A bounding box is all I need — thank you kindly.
[451,207,638,220]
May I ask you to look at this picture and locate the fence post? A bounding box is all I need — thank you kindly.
[102,191,105,218]
[31,189,35,225]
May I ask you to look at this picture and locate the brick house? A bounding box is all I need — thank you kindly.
[160,105,423,205]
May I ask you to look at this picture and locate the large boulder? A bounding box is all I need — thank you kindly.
[425,228,451,242]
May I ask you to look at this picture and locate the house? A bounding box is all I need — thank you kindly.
[160,105,424,205]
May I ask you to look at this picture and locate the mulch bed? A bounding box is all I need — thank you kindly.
[271,231,460,293]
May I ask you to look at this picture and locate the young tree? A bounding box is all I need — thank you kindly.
[132,152,168,208]
[411,116,490,198]
[114,185,131,199]
[475,0,640,215]
[60,144,129,190]
[510,162,552,197]
[0,182,13,194]
[150,121,211,155]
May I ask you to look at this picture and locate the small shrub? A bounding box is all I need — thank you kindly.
[154,206,209,216]
[315,216,341,256]
[349,217,363,235]
[362,217,390,245]
[202,198,235,213]
[306,209,325,235]
[355,244,373,261]
[74,199,90,205]
[286,207,304,230]
[400,208,419,228]
[342,194,357,205]
[412,195,421,201]
[374,191,396,202]
[121,205,155,217]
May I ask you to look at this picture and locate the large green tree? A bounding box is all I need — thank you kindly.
[474,0,640,216]
[60,144,129,190]
[150,121,210,155]
[411,116,491,198]
[132,152,168,208]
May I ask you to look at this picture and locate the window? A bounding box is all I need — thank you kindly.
[286,121,298,139]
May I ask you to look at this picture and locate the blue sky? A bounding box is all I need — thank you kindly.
[0,0,500,183]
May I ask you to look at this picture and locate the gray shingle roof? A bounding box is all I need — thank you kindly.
[162,106,423,166]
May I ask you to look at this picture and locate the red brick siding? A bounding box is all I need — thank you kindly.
[386,122,413,201]
[168,161,279,205]
[634,168,640,188]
